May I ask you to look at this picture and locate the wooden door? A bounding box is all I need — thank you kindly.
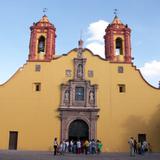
[9,131,18,150]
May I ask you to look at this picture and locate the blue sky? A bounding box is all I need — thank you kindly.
[0,0,160,87]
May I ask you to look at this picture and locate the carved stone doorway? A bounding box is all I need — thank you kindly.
[68,119,89,141]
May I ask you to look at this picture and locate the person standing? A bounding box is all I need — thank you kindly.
[91,139,96,154]
[133,139,137,154]
[62,140,66,155]
[97,140,103,154]
[77,139,81,154]
[70,140,74,153]
[65,140,69,153]
[84,139,89,155]
[53,137,58,156]
[128,137,135,156]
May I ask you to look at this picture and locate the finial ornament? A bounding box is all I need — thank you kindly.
[43,8,48,15]
[114,9,118,18]
[77,39,84,58]
[80,29,83,40]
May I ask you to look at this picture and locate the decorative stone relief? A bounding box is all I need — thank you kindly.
[64,90,70,102]
[59,43,100,141]
[89,91,94,103]
[74,58,86,80]
[77,64,83,78]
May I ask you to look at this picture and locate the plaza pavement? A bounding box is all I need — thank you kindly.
[0,150,160,160]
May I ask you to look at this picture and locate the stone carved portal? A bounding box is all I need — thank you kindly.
[59,47,99,141]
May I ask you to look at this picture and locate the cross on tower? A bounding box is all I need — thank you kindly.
[43,8,48,15]
[114,9,118,18]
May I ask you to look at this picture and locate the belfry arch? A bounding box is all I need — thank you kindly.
[38,36,45,53]
[115,37,123,55]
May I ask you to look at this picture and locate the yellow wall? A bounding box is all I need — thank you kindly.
[0,49,160,152]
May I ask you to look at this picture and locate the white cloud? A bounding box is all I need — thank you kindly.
[140,60,160,77]
[86,42,105,58]
[140,60,160,87]
[85,20,160,87]
[87,20,109,42]
[86,20,109,58]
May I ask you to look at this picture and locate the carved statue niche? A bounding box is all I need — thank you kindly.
[77,64,83,78]
[86,84,98,107]
[89,90,95,103]
[64,90,70,102]
[74,58,86,80]
[60,84,70,107]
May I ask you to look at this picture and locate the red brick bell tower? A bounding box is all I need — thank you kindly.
[28,15,56,61]
[104,15,132,63]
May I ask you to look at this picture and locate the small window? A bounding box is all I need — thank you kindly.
[118,66,124,73]
[118,84,126,93]
[75,87,84,101]
[34,83,41,92]
[65,69,72,77]
[88,70,94,77]
[35,64,41,72]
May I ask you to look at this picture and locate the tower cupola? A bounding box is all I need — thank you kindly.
[104,16,132,63]
[28,15,56,61]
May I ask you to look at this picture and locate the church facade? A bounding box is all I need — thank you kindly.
[0,15,160,152]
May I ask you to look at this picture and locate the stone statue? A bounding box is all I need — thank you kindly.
[77,64,83,78]
[64,90,69,101]
[89,91,94,102]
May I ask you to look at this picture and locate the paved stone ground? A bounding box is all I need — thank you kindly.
[0,150,160,160]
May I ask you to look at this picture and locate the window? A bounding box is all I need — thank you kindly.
[118,84,126,93]
[34,83,41,91]
[118,66,124,73]
[38,36,45,53]
[65,69,72,77]
[35,64,41,72]
[138,134,146,143]
[115,38,123,55]
[75,87,84,101]
[88,70,94,77]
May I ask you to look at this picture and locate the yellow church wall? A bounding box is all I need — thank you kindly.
[0,49,160,152]
[105,63,160,152]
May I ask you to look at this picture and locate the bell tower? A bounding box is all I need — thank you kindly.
[28,15,56,61]
[104,15,132,63]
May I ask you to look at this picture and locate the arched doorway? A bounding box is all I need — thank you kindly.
[68,119,89,141]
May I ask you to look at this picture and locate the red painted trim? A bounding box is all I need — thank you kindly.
[104,19,132,63]
[28,18,56,61]
[27,59,51,62]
